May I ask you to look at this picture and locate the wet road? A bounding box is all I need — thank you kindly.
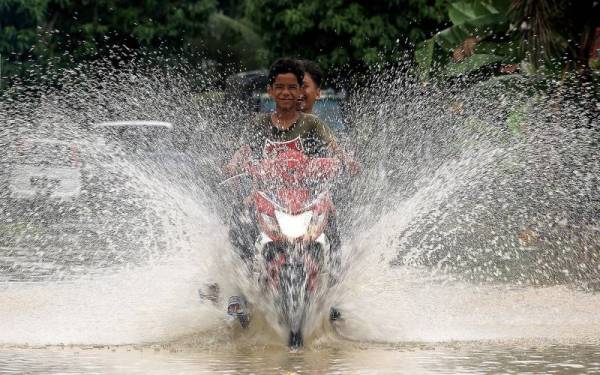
[2,339,599,374]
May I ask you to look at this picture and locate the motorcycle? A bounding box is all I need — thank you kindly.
[228,138,342,348]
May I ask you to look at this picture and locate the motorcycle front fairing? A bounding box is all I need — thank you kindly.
[240,149,341,347]
[246,150,339,253]
[253,188,333,246]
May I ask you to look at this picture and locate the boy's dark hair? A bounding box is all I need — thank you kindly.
[268,58,304,86]
[298,60,323,88]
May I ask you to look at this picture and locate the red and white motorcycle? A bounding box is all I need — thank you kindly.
[230,138,343,348]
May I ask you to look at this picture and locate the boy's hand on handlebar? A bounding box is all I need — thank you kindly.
[224,145,252,177]
[223,163,238,177]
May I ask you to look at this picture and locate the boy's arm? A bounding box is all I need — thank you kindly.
[314,118,360,174]
[224,145,251,177]
[223,116,258,176]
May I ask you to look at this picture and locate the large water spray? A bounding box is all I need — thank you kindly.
[0,55,598,346]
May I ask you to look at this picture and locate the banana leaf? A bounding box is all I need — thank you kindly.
[435,0,510,50]
[448,0,510,26]
[443,53,505,77]
[415,0,512,80]
[415,38,436,80]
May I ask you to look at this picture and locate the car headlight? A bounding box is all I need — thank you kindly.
[274,210,313,239]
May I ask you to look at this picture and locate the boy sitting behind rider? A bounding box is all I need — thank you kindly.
[296,59,322,115]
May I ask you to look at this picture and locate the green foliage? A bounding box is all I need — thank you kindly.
[415,0,600,83]
[47,0,218,55]
[415,0,513,80]
[0,0,50,79]
[203,12,268,69]
[443,53,503,76]
[1,0,218,86]
[436,0,509,49]
[244,0,450,74]
[2,0,595,90]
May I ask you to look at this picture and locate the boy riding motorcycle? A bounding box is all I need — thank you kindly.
[221,58,358,319]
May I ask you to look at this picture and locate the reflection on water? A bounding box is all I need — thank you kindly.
[1,341,600,374]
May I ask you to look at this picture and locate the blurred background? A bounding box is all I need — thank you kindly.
[1,0,598,90]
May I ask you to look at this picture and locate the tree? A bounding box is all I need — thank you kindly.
[415,0,600,81]
[1,0,218,87]
[0,0,51,82]
[203,12,268,70]
[48,0,217,59]
[245,0,450,76]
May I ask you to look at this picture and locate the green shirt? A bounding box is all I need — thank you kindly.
[242,112,337,158]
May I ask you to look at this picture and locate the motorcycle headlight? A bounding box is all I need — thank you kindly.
[274,210,313,239]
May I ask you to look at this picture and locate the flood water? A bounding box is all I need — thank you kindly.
[1,58,598,373]
[2,340,600,374]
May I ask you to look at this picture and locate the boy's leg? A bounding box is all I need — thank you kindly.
[228,204,258,263]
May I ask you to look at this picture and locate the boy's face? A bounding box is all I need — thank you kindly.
[267,73,301,112]
[298,73,321,113]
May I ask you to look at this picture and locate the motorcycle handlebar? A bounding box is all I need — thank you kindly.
[220,156,359,187]
[245,157,342,181]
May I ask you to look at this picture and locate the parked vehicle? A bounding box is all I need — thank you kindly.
[0,130,174,281]
[7,138,82,201]
[92,120,219,182]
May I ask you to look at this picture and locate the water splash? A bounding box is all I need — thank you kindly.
[329,71,600,342]
[0,54,599,346]
[345,73,599,286]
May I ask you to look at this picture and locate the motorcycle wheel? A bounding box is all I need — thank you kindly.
[238,314,250,329]
[288,330,303,348]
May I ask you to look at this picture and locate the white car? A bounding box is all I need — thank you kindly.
[92,120,173,153]
[92,120,219,181]
[8,138,82,201]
